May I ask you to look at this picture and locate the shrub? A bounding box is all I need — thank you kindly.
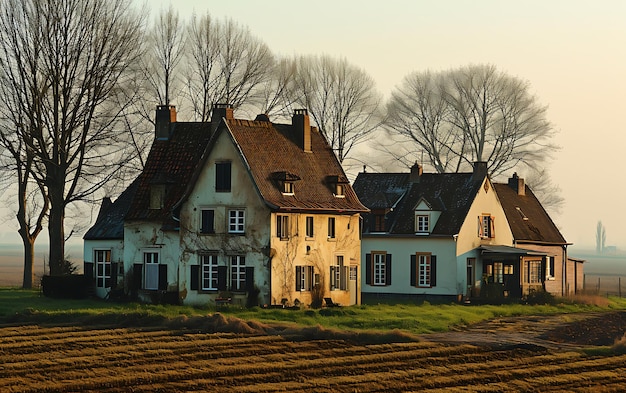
[41,275,91,299]
[524,289,556,305]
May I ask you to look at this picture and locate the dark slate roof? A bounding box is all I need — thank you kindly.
[83,177,140,240]
[125,122,212,228]
[353,171,485,235]
[224,119,368,213]
[493,182,567,245]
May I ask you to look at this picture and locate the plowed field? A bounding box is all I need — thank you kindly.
[1,312,625,392]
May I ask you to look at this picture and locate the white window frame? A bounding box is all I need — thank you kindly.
[328,217,336,239]
[524,260,542,284]
[228,209,245,234]
[334,184,345,198]
[331,255,347,291]
[201,254,219,291]
[230,255,246,291]
[417,254,431,287]
[94,249,111,288]
[416,214,429,233]
[372,252,386,286]
[296,265,314,292]
[144,251,160,290]
[149,185,165,209]
[282,181,294,195]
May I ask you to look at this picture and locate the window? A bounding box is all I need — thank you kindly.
[305,216,314,238]
[277,214,289,239]
[488,262,503,283]
[546,256,554,279]
[200,209,215,234]
[282,181,294,195]
[330,255,348,290]
[201,254,219,290]
[416,214,429,233]
[296,265,315,291]
[478,214,495,238]
[94,249,111,288]
[524,260,542,284]
[228,209,245,234]
[215,161,232,192]
[144,252,159,290]
[373,253,386,285]
[230,255,246,291]
[411,253,436,288]
[328,217,336,239]
[150,185,165,209]
[334,184,345,197]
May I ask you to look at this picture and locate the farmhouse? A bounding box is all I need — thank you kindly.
[84,105,368,307]
[493,174,583,296]
[353,163,575,302]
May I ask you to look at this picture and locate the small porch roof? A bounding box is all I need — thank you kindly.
[480,245,548,258]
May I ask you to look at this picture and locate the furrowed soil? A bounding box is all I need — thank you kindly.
[1,311,626,392]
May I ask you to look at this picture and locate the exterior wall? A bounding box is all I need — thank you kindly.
[361,236,459,297]
[456,179,514,256]
[178,130,272,306]
[564,258,581,295]
[515,243,566,296]
[83,239,124,299]
[270,212,362,307]
[123,221,180,302]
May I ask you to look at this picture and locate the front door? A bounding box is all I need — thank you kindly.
[466,258,476,297]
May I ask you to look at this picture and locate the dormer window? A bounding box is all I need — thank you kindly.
[334,184,345,198]
[282,181,294,195]
[272,171,300,196]
[415,214,429,234]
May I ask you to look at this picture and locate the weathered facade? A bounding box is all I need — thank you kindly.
[84,105,367,307]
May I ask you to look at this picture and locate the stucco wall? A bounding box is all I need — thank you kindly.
[270,212,362,307]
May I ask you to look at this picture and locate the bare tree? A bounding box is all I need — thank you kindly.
[143,5,185,107]
[288,55,382,163]
[523,168,564,215]
[185,13,273,121]
[0,0,145,276]
[385,64,556,177]
[596,221,606,254]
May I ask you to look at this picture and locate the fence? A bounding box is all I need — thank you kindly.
[583,274,626,297]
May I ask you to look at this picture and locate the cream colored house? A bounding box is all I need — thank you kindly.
[354,163,553,302]
[84,105,367,307]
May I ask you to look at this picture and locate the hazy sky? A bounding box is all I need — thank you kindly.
[1,1,622,251]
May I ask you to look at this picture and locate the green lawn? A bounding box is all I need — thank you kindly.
[2,288,625,334]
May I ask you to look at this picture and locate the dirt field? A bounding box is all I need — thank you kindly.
[1,312,625,392]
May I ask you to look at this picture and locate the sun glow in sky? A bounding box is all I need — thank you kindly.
[1,0,623,251]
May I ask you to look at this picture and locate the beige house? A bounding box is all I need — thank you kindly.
[84,105,367,307]
[494,174,582,296]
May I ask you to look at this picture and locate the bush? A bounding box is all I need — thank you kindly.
[524,289,556,305]
[41,275,91,299]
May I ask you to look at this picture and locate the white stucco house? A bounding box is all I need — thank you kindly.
[83,104,367,307]
[353,163,560,303]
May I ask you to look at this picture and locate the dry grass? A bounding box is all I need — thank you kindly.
[2,324,626,392]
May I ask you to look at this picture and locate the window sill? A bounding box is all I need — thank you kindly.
[327,237,337,242]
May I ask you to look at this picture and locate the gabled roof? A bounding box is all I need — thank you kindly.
[353,170,485,235]
[493,182,567,245]
[125,122,212,228]
[83,177,140,240]
[222,118,368,213]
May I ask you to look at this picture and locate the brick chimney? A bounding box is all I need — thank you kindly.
[211,103,234,133]
[472,161,488,180]
[292,109,311,153]
[508,173,525,196]
[155,105,176,140]
[409,162,423,183]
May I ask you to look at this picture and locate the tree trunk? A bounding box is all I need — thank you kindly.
[48,189,65,276]
[21,237,35,289]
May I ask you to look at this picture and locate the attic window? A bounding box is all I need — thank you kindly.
[516,207,529,221]
[282,181,294,195]
[334,184,345,198]
[150,185,165,209]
